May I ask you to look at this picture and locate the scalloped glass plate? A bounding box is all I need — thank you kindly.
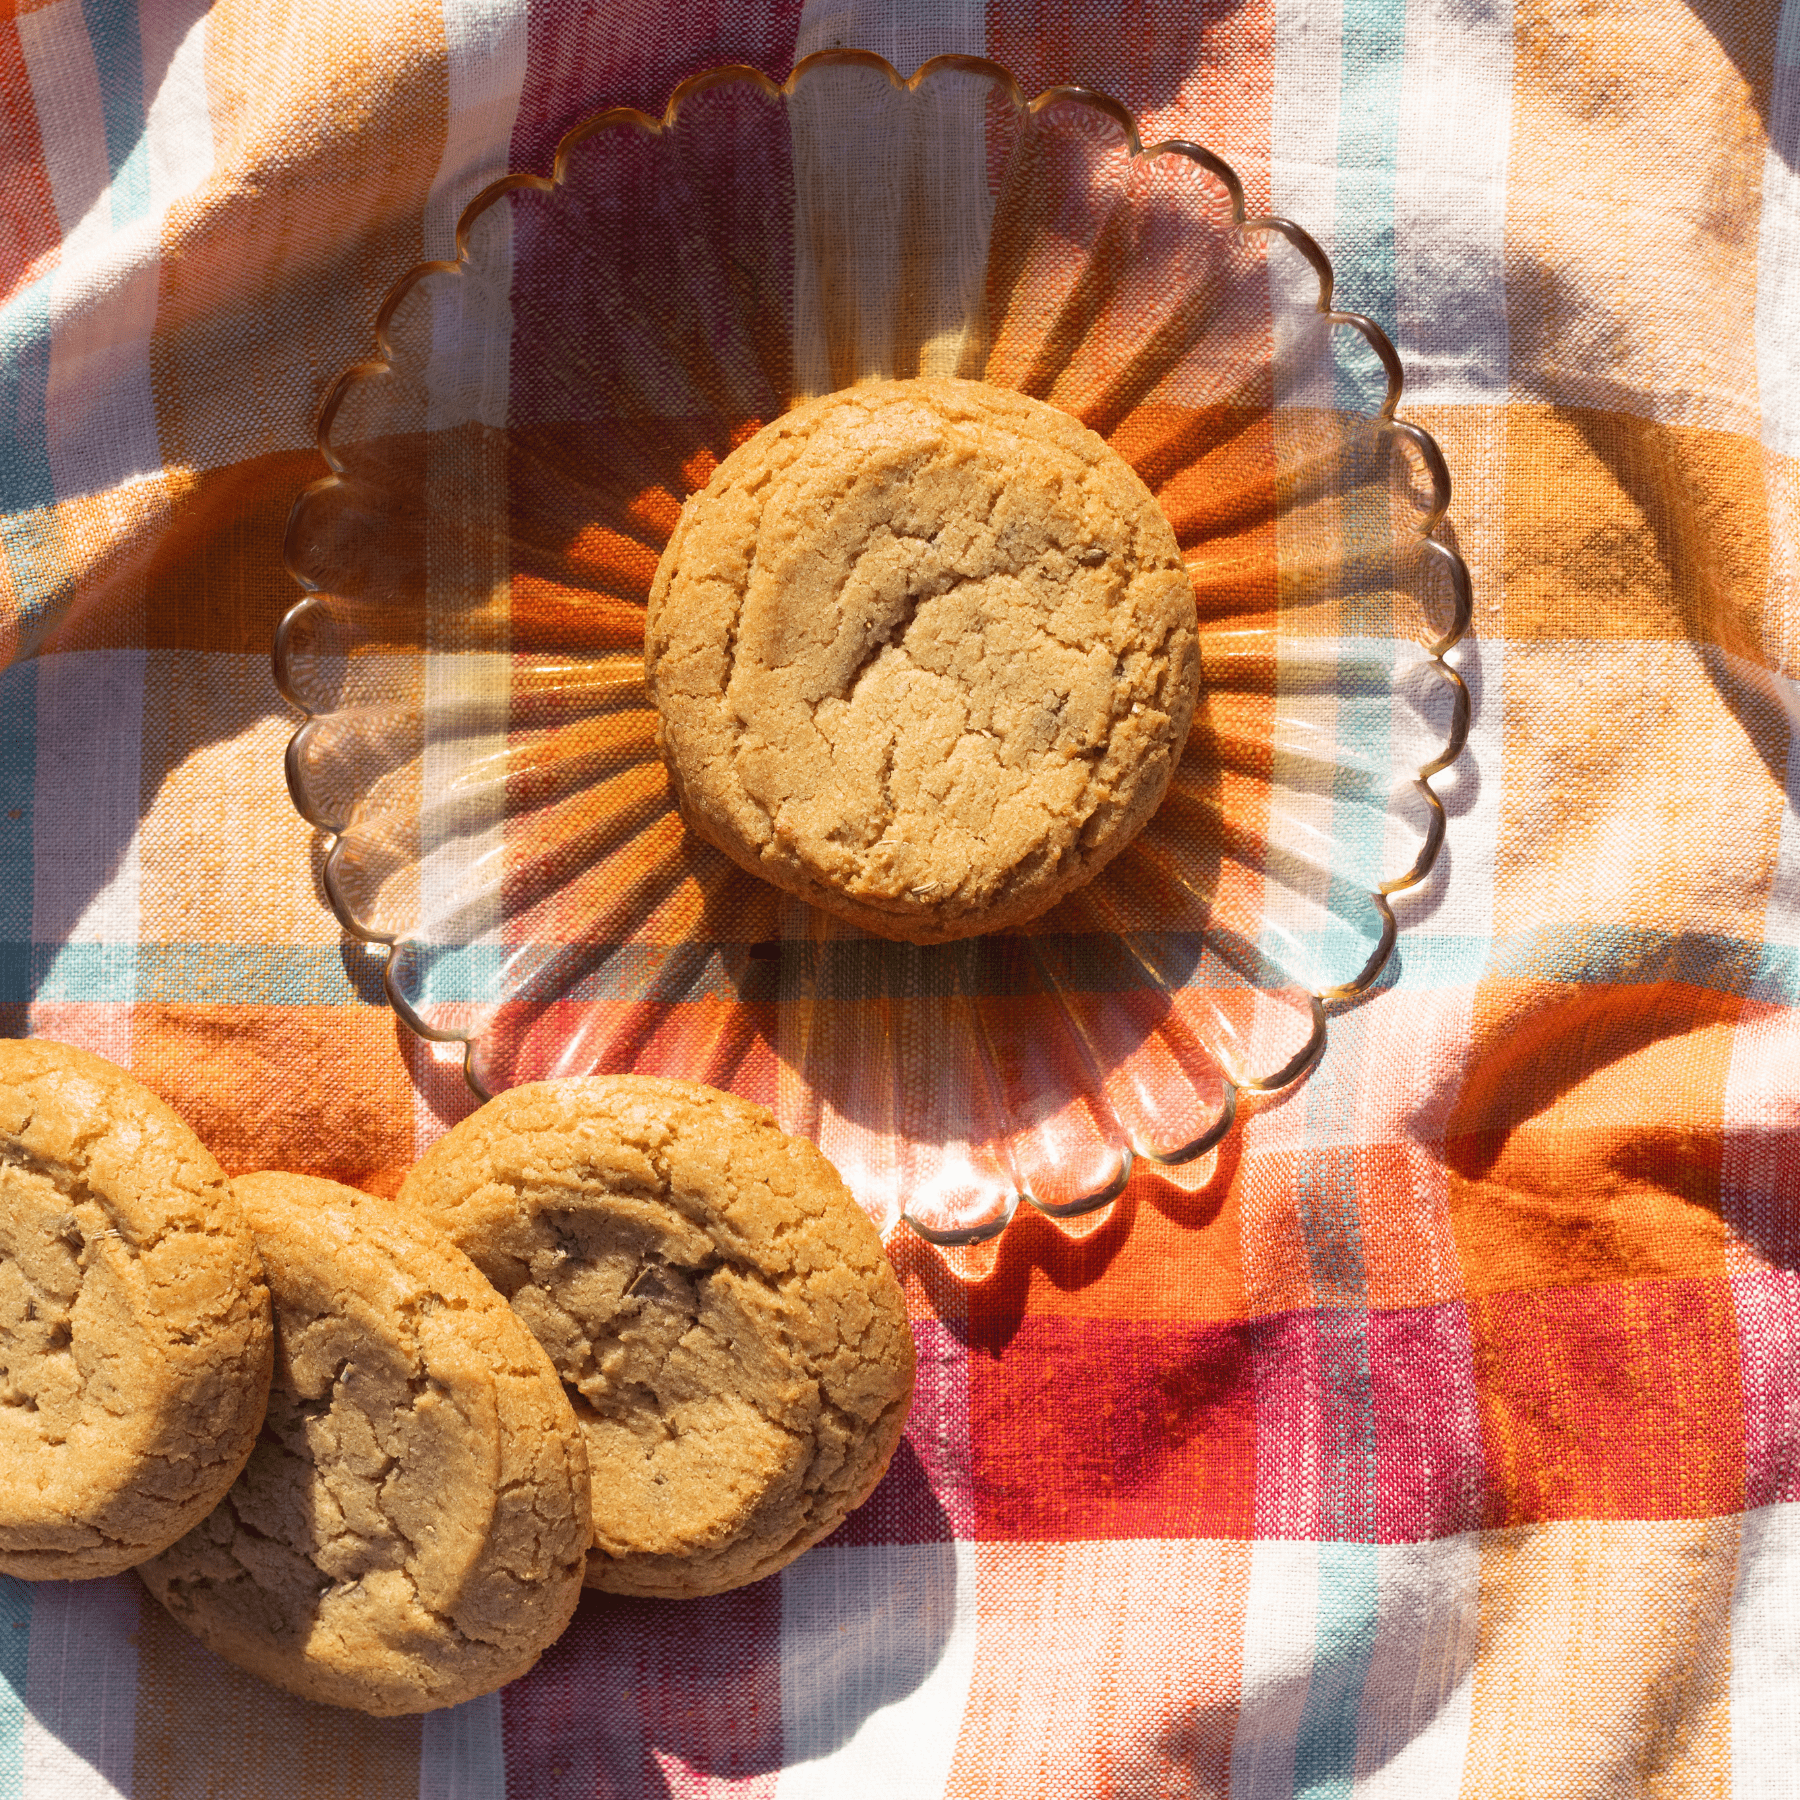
[278,52,1470,1269]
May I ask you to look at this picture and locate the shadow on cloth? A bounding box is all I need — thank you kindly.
[1682,0,1796,166]
[507,1439,959,1792]
[15,1574,424,1795]
[1441,959,1798,1284]
[1505,256,1798,795]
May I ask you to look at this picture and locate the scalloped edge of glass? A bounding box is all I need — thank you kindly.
[275,48,1473,1257]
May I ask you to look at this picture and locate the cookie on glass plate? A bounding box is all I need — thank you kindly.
[0,1039,273,1581]
[137,1173,592,1716]
[399,1076,916,1599]
[646,376,1199,942]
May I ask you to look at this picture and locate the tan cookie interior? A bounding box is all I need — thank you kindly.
[2,1162,125,1445]
[187,1240,501,1643]
[648,379,1197,939]
[0,1160,153,1517]
[402,1078,915,1599]
[0,1042,272,1580]
[141,1173,590,1716]
[496,1181,820,1562]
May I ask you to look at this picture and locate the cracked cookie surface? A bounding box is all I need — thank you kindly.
[0,1038,273,1580]
[137,1172,592,1715]
[398,1077,916,1599]
[646,377,1199,942]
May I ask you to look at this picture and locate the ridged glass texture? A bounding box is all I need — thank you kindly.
[277,52,1472,1268]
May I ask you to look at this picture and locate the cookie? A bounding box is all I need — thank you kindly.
[646,376,1199,942]
[398,1077,916,1599]
[0,1039,273,1581]
[138,1173,592,1715]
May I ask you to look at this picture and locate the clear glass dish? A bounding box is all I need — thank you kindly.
[277,51,1470,1268]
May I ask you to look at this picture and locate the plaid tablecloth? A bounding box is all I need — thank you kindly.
[3,0,1799,1793]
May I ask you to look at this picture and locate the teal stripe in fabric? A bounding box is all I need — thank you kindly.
[0,942,375,1006]
[346,926,1800,1010]
[1333,0,1406,368]
[0,277,54,514]
[0,1578,28,1800]
[399,932,1288,1007]
[28,941,141,1005]
[1288,954,1380,1797]
[0,667,34,948]
[1314,1303,1376,1541]
[1293,1541,1380,1800]
[1489,926,1798,1000]
[1294,1142,1376,1536]
[1390,933,1490,990]
[0,509,75,659]
[1394,928,1800,998]
[5,927,1771,1011]
[81,0,150,227]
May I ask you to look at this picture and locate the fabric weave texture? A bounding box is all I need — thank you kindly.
[2,0,1799,1795]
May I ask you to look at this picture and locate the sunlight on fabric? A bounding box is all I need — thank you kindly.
[19,1580,137,1800]
[775,1542,979,1799]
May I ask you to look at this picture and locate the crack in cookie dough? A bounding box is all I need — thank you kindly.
[399,1076,916,1600]
[138,1173,593,1717]
[0,1164,93,1436]
[647,377,1199,941]
[0,1040,274,1580]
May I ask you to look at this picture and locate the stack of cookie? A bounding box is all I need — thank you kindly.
[0,1040,915,1717]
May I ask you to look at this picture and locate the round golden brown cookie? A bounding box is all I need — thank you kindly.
[137,1173,592,1716]
[0,1038,273,1581]
[646,376,1199,942]
[398,1077,916,1599]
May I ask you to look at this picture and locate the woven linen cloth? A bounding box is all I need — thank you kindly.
[3,0,1798,1794]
